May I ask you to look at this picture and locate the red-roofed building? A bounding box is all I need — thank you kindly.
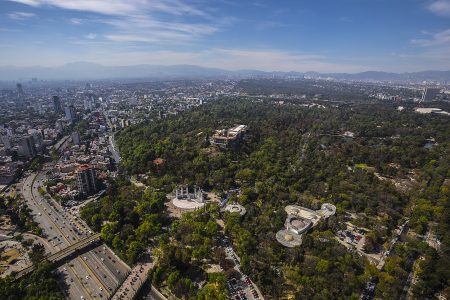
[153,158,165,165]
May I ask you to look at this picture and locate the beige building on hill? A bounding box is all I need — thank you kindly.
[210,125,247,148]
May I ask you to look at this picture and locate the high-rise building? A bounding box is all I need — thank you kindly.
[16,83,24,96]
[6,127,14,136]
[83,95,96,111]
[16,83,24,104]
[53,96,63,113]
[119,119,131,128]
[1,135,11,150]
[75,164,97,195]
[64,105,77,122]
[55,120,63,133]
[20,136,37,158]
[32,132,44,152]
[72,131,81,145]
[421,88,440,102]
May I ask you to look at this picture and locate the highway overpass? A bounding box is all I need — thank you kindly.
[14,233,102,279]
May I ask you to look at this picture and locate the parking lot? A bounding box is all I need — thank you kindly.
[337,223,367,252]
[222,238,262,300]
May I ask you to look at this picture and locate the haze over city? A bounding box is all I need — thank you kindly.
[1,0,450,72]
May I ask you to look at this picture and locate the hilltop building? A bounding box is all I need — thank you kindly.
[210,125,247,148]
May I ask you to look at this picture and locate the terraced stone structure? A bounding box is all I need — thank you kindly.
[276,203,336,247]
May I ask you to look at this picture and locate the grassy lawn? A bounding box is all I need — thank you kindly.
[1,248,20,265]
[355,163,376,172]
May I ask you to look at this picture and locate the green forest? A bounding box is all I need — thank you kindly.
[0,261,64,300]
[80,97,449,299]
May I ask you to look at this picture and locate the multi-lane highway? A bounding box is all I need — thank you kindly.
[21,172,130,300]
[15,233,101,278]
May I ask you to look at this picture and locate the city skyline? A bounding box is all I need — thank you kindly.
[1,0,450,73]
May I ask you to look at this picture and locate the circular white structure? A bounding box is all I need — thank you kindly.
[276,229,303,247]
[318,203,336,217]
[224,204,246,216]
[286,215,312,235]
[172,198,205,210]
[171,185,205,210]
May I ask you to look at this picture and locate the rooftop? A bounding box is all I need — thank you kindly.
[75,164,93,172]
[223,203,246,216]
[276,203,336,247]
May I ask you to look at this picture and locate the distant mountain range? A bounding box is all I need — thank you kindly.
[0,62,450,83]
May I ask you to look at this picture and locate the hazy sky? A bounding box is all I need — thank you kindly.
[1,0,450,72]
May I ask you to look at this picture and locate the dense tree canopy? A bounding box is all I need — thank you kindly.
[0,261,63,300]
[86,97,450,298]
